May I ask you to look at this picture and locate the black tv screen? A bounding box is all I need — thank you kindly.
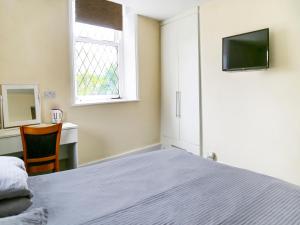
[222,28,269,71]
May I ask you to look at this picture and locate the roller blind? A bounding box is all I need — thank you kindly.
[76,0,123,31]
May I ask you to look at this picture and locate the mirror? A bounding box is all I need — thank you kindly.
[1,84,41,128]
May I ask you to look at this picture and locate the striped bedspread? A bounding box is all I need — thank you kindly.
[29,149,300,225]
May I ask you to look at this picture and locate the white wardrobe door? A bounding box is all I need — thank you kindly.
[161,23,180,141]
[177,13,200,153]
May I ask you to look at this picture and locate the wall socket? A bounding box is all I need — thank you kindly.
[206,152,218,161]
[44,91,56,99]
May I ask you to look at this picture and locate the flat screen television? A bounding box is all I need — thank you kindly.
[222,28,269,71]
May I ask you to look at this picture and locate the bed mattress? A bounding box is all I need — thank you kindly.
[28,148,300,225]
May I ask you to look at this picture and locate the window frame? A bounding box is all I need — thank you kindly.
[69,0,138,106]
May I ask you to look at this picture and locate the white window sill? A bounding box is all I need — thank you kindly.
[72,98,140,107]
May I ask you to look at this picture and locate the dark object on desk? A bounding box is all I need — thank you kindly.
[20,123,62,175]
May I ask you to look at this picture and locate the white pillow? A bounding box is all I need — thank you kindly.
[0,157,32,201]
[0,157,26,171]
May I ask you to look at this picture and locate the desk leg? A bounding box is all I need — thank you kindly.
[70,143,79,169]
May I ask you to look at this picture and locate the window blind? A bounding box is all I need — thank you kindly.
[76,0,123,31]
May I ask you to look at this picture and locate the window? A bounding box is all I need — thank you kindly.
[75,23,121,102]
[71,0,138,105]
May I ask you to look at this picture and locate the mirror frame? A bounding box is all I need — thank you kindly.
[1,84,41,128]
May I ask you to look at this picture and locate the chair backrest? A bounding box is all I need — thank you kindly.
[20,123,62,175]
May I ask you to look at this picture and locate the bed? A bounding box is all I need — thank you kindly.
[27,148,300,225]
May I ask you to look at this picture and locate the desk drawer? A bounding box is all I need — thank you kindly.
[0,136,22,155]
[61,128,78,145]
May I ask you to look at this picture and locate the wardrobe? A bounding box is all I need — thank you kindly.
[161,7,201,155]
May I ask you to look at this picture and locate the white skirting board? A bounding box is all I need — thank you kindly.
[79,143,162,167]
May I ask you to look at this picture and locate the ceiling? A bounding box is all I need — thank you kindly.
[110,0,207,21]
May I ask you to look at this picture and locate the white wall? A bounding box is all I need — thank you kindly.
[0,0,161,164]
[200,0,300,185]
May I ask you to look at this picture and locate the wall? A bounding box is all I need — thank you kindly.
[200,0,300,185]
[0,0,161,164]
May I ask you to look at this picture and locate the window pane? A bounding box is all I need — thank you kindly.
[74,22,121,101]
[75,41,119,97]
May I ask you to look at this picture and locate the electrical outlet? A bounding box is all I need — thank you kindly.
[44,91,56,99]
[206,152,217,161]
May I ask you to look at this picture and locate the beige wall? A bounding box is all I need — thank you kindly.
[0,0,161,164]
[200,0,300,185]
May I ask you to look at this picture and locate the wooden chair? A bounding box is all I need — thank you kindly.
[20,123,62,175]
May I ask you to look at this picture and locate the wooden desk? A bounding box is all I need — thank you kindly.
[0,123,78,169]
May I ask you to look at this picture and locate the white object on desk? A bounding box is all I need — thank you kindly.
[51,109,63,124]
[0,122,78,169]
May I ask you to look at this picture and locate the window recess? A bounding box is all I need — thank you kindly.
[71,0,138,105]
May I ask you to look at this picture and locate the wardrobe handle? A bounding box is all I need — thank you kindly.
[176,91,181,118]
[176,91,179,118]
[178,91,181,118]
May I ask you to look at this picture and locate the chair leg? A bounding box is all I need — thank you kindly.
[56,160,60,172]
